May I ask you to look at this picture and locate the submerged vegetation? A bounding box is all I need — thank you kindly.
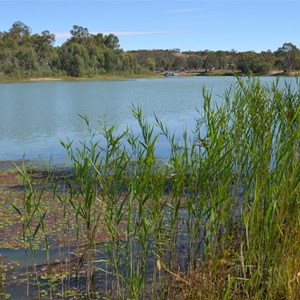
[1,21,300,79]
[1,77,300,299]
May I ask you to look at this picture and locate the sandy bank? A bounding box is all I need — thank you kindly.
[29,77,62,81]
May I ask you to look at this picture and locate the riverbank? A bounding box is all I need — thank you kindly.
[0,72,165,83]
[0,160,28,170]
[1,69,298,83]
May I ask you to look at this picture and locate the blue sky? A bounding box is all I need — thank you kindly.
[1,0,299,52]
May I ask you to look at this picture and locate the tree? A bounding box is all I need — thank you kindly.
[121,53,137,73]
[104,48,117,72]
[171,56,185,70]
[104,34,120,50]
[9,21,31,45]
[237,51,272,75]
[203,52,217,71]
[93,33,105,47]
[31,30,58,71]
[215,51,228,69]
[145,57,156,71]
[4,20,299,78]
[187,55,202,70]
[227,49,238,69]
[16,47,39,74]
[70,25,90,42]
[0,48,15,75]
[160,57,171,71]
[275,42,299,72]
[59,43,88,76]
[87,46,105,74]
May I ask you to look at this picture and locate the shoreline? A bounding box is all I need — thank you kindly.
[0,160,28,170]
[0,159,67,171]
[0,70,298,83]
[0,73,164,83]
[29,77,62,81]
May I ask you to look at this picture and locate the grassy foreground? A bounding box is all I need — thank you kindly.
[1,77,300,299]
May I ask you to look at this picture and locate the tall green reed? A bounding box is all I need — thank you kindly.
[12,161,51,299]
[222,78,300,299]
[17,76,300,299]
[65,78,300,299]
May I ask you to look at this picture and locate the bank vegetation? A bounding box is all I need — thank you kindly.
[1,22,300,80]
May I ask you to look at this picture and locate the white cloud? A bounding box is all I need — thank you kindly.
[104,30,191,36]
[54,30,190,39]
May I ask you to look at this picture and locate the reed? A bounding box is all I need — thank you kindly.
[13,76,300,299]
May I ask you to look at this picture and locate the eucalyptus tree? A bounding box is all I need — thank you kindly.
[121,52,138,73]
[8,21,31,46]
[186,55,202,70]
[59,42,89,77]
[31,30,59,72]
[104,33,120,50]
[237,51,272,74]
[145,57,156,71]
[275,42,299,72]
[215,50,228,69]
[203,51,217,71]
[70,25,90,42]
[16,46,39,75]
[172,55,186,70]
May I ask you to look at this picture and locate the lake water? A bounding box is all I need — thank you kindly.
[0,76,296,163]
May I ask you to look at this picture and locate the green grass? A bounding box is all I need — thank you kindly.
[7,76,300,299]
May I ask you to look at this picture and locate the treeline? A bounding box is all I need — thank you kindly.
[1,21,300,78]
[0,21,142,78]
[130,43,300,75]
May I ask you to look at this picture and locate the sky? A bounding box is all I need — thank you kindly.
[1,0,299,52]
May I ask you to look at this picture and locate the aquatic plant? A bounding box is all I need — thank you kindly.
[5,77,300,299]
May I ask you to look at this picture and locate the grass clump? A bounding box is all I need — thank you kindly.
[7,77,300,299]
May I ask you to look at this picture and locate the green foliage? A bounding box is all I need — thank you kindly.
[275,42,300,72]
[5,77,298,299]
[1,21,300,78]
[237,51,273,75]
[145,57,156,71]
[187,55,202,70]
[0,22,139,78]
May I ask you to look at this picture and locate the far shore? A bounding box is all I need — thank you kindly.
[0,69,298,83]
[29,77,63,81]
[0,73,164,83]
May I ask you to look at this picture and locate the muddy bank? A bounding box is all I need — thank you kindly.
[0,160,28,170]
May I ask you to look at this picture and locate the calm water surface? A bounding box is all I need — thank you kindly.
[0,76,296,163]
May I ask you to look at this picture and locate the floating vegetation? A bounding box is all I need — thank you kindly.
[0,77,300,299]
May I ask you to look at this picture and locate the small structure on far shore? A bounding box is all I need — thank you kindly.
[164,71,179,77]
